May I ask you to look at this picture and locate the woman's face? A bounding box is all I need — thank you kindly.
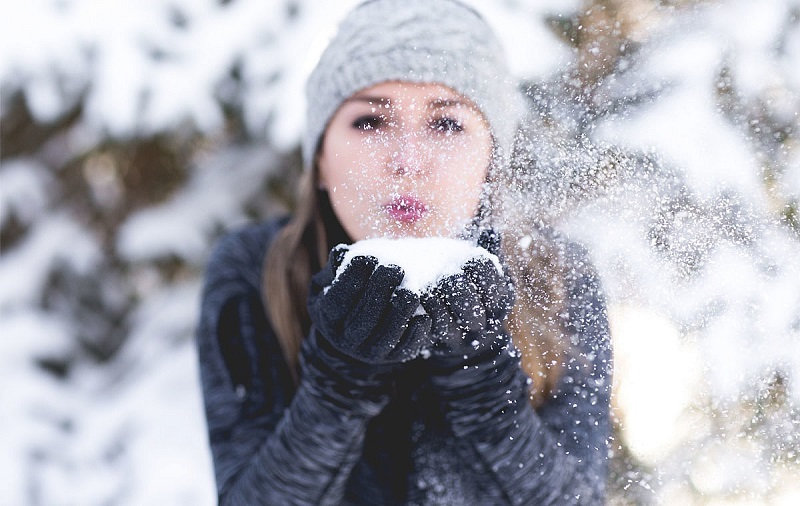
[318,81,493,241]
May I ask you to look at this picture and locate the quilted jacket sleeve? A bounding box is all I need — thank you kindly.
[428,242,613,505]
[196,220,391,505]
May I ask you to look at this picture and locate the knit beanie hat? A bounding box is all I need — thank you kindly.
[303,0,522,170]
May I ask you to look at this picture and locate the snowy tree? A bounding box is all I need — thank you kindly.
[1,0,798,503]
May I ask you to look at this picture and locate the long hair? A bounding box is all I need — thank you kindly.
[263,162,568,406]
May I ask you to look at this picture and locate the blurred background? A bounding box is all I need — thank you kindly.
[1,0,799,504]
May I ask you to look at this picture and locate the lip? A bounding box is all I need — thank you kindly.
[384,195,428,223]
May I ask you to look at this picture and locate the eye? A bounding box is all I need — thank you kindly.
[431,117,463,133]
[352,115,384,131]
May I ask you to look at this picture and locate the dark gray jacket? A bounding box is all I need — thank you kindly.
[196,217,612,505]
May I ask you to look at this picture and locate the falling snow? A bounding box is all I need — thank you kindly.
[1,0,799,504]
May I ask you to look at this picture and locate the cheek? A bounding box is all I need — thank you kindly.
[323,133,404,203]
[320,151,388,239]
[323,154,384,196]
[325,178,372,241]
[322,137,369,187]
[432,136,490,194]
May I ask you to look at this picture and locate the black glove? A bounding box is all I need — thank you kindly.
[420,229,515,369]
[307,246,431,369]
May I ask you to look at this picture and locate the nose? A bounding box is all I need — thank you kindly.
[388,129,428,177]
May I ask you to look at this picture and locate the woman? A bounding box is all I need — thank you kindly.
[196,0,612,504]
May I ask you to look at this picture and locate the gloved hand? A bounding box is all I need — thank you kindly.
[420,229,515,369]
[306,245,431,372]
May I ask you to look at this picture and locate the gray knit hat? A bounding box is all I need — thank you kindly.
[303,0,522,170]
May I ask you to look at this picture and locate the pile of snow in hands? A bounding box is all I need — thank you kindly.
[334,237,503,294]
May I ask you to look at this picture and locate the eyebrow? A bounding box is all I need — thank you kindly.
[344,96,470,109]
[428,98,469,109]
[344,96,391,105]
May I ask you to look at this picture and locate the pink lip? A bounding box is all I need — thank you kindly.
[384,195,428,223]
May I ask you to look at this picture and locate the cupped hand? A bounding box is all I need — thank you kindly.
[420,232,514,366]
[307,246,431,366]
